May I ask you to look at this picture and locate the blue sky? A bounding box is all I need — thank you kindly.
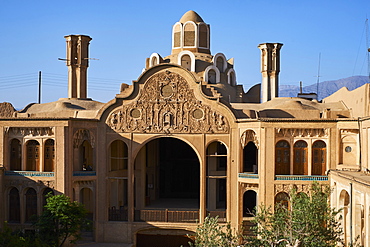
[1,0,369,109]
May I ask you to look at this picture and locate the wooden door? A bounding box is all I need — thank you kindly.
[275,141,290,175]
[293,141,308,175]
[312,141,326,175]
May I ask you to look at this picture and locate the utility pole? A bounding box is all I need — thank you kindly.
[316,53,321,99]
[38,71,42,104]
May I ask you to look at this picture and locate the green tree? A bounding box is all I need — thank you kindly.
[189,215,240,247]
[245,182,343,247]
[35,194,91,247]
[0,222,26,247]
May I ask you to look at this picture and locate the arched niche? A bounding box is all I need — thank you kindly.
[183,21,196,47]
[198,23,209,48]
[204,65,220,84]
[149,53,163,67]
[243,190,257,217]
[177,50,196,72]
[25,188,37,222]
[227,69,236,86]
[172,22,182,48]
[243,141,258,174]
[109,140,128,171]
[212,53,227,73]
[340,135,357,166]
[275,192,290,209]
[8,187,20,223]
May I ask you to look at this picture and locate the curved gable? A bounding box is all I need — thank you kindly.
[106,70,229,134]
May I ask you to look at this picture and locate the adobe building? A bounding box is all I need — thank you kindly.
[0,10,369,246]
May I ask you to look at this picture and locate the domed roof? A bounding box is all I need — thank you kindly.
[179,10,204,23]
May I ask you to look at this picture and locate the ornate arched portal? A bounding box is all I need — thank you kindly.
[134,137,200,212]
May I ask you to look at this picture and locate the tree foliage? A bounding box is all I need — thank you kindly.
[189,215,240,247]
[35,194,91,247]
[245,182,343,247]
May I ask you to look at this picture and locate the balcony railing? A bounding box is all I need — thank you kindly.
[134,209,199,223]
[109,207,128,221]
[275,175,328,181]
[238,173,259,179]
[73,171,96,176]
[207,210,227,223]
[5,171,54,177]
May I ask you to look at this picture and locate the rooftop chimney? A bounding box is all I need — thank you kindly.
[258,43,283,103]
[64,35,92,99]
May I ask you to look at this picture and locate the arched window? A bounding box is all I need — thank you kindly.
[228,71,236,86]
[275,140,290,175]
[152,56,157,66]
[26,140,40,171]
[42,188,54,208]
[173,23,181,48]
[9,187,20,222]
[275,192,290,209]
[208,69,216,84]
[293,141,308,175]
[80,188,94,220]
[243,190,257,217]
[216,56,224,73]
[10,139,21,171]
[339,190,350,245]
[25,188,37,222]
[243,142,258,173]
[312,141,326,175]
[206,141,227,211]
[198,24,208,48]
[80,140,93,171]
[184,22,195,46]
[110,140,128,171]
[44,139,55,172]
[181,54,191,71]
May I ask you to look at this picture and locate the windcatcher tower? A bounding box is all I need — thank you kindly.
[172,10,210,55]
[258,43,283,103]
[64,35,92,99]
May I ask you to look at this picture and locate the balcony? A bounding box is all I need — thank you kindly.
[238,173,259,179]
[134,209,199,223]
[275,175,328,181]
[73,171,96,176]
[4,171,54,177]
[133,209,227,223]
[109,207,128,221]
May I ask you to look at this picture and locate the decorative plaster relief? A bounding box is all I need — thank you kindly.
[5,179,55,191]
[6,127,54,137]
[276,128,328,138]
[74,180,95,190]
[241,183,258,192]
[107,71,229,134]
[240,130,259,148]
[340,129,359,135]
[73,129,95,148]
[275,184,319,195]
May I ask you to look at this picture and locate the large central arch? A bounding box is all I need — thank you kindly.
[135,137,200,210]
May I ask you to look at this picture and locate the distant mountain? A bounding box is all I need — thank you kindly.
[279,76,369,99]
